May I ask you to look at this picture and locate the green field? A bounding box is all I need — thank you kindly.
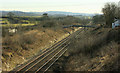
[0,18,35,27]
[0,24,35,27]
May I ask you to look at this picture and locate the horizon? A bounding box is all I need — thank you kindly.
[0,0,119,14]
[1,10,102,14]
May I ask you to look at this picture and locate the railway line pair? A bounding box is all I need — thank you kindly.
[8,28,83,73]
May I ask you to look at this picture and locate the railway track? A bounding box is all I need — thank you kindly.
[9,28,83,73]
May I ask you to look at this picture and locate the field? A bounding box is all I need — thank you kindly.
[1,18,35,27]
[0,24,35,27]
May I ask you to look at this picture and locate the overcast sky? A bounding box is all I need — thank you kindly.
[0,0,119,14]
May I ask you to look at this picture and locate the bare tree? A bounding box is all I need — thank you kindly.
[115,6,120,19]
[102,3,117,27]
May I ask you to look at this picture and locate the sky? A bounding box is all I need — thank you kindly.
[0,0,119,14]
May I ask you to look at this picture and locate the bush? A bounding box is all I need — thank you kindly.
[68,29,108,56]
[3,32,37,51]
[20,34,36,45]
[42,20,56,28]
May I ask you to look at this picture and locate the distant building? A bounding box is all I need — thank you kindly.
[112,19,120,29]
[8,28,17,33]
[119,1,120,7]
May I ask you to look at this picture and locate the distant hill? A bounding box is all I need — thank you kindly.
[1,11,96,17]
[1,11,41,16]
[45,11,95,16]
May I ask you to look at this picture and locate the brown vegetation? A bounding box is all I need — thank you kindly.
[2,16,86,71]
[50,27,120,72]
[2,27,74,71]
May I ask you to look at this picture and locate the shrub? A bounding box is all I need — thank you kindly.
[68,29,108,56]
[42,20,56,28]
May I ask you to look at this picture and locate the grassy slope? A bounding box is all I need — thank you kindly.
[2,27,74,71]
[50,27,120,71]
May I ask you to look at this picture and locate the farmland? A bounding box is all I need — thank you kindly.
[1,17,35,27]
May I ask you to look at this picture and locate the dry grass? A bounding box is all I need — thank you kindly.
[68,28,109,55]
[66,28,120,71]
[50,27,120,72]
[65,41,119,71]
[2,27,73,71]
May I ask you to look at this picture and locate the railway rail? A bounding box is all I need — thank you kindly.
[9,28,83,73]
